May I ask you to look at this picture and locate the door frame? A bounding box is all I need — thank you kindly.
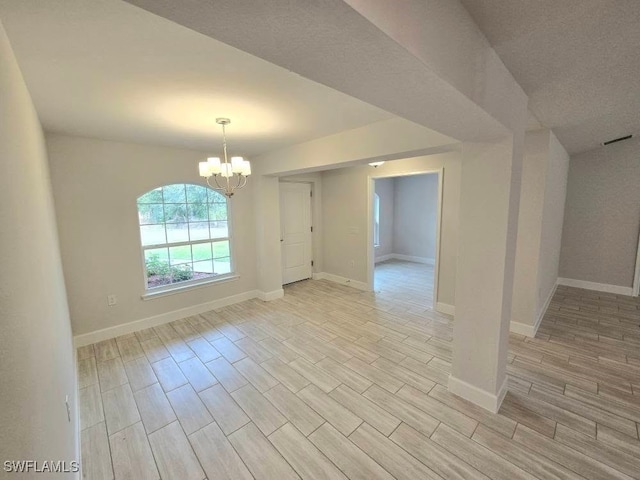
[366,167,444,308]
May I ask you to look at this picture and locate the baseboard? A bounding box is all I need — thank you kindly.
[257,289,284,301]
[557,277,633,296]
[510,283,557,337]
[374,253,394,263]
[73,289,260,347]
[448,375,508,413]
[435,302,455,316]
[392,254,435,265]
[314,272,370,291]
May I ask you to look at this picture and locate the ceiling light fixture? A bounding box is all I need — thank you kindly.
[368,161,385,167]
[199,118,251,197]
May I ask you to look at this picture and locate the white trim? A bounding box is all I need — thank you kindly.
[448,375,508,413]
[374,253,395,264]
[257,289,284,301]
[557,277,633,296]
[374,253,435,265]
[313,272,370,291]
[510,282,558,337]
[435,302,455,316]
[73,289,259,347]
[141,274,239,300]
[390,254,435,265]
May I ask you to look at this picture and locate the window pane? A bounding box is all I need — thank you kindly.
[138,188,163,204]
[208,203,228,221]
[163,184,186,203]
[214,257,231,275]
[193,260,214,275]
[210,221,228,239]
[140,224,166,246]
[186,184,209,204]
[164,203,188,224]
[192,242,213,261]
[208,189,226,203]
[144,248,171,288]
[188,203,209,222]
[213,240,230,259]
[189,222,210,241]
[138,204,165,225]
[170,263,193,284]
[169,245,191,265]
[166,224,189,243]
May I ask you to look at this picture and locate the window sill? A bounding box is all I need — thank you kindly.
[141,274,240,300]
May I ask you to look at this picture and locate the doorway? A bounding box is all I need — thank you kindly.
[280,182,313,285]
[368,170,443,309]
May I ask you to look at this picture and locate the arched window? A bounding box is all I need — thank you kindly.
[137,184,233,291]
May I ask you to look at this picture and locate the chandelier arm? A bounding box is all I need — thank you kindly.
[236,175,248,189]
[207,175,225,192]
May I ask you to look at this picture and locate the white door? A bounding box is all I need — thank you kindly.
[280,182,312,285]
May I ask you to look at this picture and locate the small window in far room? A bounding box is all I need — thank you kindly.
[374,193,380,247]
[137,184,233,292]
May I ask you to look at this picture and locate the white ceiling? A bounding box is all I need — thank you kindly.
[0,0,393,155]
[460,0,640,154]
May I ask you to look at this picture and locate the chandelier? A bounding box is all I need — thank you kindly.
[198,118,251,197]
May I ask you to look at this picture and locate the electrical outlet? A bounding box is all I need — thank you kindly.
[107,294,117,306]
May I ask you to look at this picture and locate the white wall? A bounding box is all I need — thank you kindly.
[511,129,569,335]
[46,134,258,337]
[374,177,395,259]
[322,151,460,307]
[393,174,439,261]
[560,136,640,289]
[0,23,78,477]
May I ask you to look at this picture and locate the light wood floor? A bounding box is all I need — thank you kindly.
[78,261,640,479]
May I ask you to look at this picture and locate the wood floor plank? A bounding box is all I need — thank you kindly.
[133,383,176,434]
[234,357,279,392]
[78,357,98,389]
[151,356,188,393]
[390,423,489,480]
[329,384,401,436]
[124,356,157,392]
[297,384,363,436]
[431,423,537,480]
[343,357,404,393]
[97,357,128,392]
[188,422,253,480]
[102,383,140,435]
[269,423,348,480]
[148,421,205,480]
[315,357,373,394]
[204,357,248,392]
[513,424,634,480]
[363,384,439,437]
[166,384,213,435]
[198,384,250,435]
[289,357,341,393]
[109,422,159,480]
[309,423,394,480]
[499,392,557,438]
[263,384,325,436]
[95,338,119,362]
[80,383,104,430]
[211,337,247,363]
[472,424,583,479]
[140,337,170,363]
[349,422,441,480]
[228,422,301,480]
[231,384,287,436]
[117,337,145,363]
[178,356,218,392]
[261,357,310,393]
[80,422,113,480]
[186,337,221,363]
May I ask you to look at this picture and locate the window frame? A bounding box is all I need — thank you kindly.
[136,183,236,296]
